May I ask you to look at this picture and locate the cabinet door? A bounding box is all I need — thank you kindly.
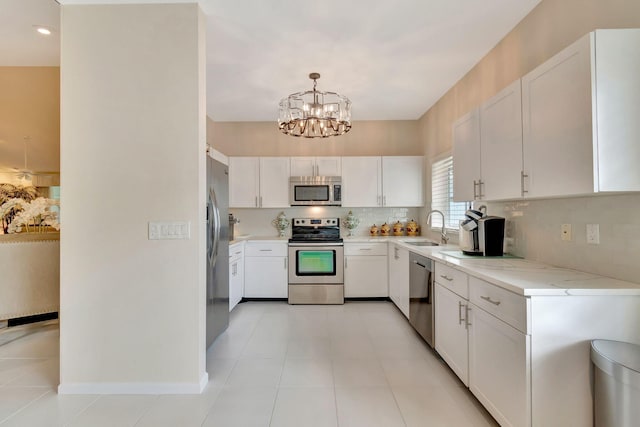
[316,157,342,176]
[480,80,523,201]
[244,256,288,298]
[381,157,424,207]
[259,157,290,207]
[229,157,259,207]
[434,283,469,386]
[452,109,481,202]
[522,34,594,198]
[342,157,382,207]
[468,304,530,427]
[388,245,410,318]
[290,157,316,176]
[344,255,388,297]
[229,257,244,311]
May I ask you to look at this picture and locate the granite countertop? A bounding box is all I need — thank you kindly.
[391,241,640,297]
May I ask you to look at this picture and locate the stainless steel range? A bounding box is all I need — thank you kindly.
[288,218,344,305]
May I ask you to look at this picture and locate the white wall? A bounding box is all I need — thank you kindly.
[59,4,207,393]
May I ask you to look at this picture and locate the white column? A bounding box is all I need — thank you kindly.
[59,3,207,394]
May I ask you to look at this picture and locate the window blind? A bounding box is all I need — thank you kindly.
[431,156,467,230]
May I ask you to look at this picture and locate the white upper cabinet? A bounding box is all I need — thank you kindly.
[342,157,382,207]
[454,81,523,203]
[452,109,481,202]
[382,156,424,207]
[480,80,524,201]
[522,29,640,197]
[259,157,290,207]
[229,157,289,208]
[229,157,260,207]
[290,157,341,176]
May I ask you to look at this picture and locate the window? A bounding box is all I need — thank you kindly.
[431,155,467,230]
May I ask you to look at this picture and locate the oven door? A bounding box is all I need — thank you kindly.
[288,243,344,284]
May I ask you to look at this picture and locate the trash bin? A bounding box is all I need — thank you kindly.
[591,340,640,427]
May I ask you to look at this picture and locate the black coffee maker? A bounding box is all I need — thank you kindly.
[459,210,505,256]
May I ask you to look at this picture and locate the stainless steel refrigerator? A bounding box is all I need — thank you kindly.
[206,155,229,348]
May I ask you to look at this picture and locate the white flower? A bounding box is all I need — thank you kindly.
[3,197,60,233]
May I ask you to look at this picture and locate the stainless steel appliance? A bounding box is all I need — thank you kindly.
[459,209,505,256]
[206,154,229,348]
[289,176,342,206]
[288,218,344,304]
[409,252,434,347]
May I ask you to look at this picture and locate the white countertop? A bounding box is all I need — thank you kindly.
[233,234,640,296]
[389,241,640,297]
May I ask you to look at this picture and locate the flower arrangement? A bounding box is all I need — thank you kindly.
[0,184,60,234]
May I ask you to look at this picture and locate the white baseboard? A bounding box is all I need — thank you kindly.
[58,372,209,395]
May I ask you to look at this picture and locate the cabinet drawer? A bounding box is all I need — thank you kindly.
[245,242,287,257]
[229,242,244,261]
[344,243,387,256]
[434,262,468,299]
[469,276,528,334]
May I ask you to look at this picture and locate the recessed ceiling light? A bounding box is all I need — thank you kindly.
[35,26,51,35]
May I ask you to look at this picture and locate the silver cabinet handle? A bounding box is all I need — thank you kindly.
[458,301,465,325]
[394,247,399,260]
[465,305,472,329]
[255,196,258,207]
[259,249,272,252]
[377,195,381,206]
[473,180,478,200]
[383,195,386,206]
[284,257,288,269]
[259,196,263,207]
[521,171,529,196]
[440,275,453,281]
[359,248,372,251]
[344,257,348,269]
[480,295,501,306]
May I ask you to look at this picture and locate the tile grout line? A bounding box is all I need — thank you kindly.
[61,394,102,427]
[130,394,161,427]
[0,388,50,425]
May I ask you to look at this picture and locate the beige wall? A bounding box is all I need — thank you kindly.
[0,67,60,173]
[419,0,640,282]
[208,119,422,156]
[60,4,207,393]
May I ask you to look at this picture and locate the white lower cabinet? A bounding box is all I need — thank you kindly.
[435,283,469,386]
[229,243,245,311]
[243,242,288,298]
[388,244,409,317]
[344,243,388,297]
[468,304,530,427]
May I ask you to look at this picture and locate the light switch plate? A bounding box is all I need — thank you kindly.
[561,224,572,241]
[586,224,600,245]
[149,221,191,240]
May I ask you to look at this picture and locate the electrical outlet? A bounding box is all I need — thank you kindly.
[586,224,600,244]
[561,224,572,241]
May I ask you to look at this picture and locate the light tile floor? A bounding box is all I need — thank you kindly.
[0,301,498,426]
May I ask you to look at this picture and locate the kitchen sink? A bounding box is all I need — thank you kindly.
[405,241,439,247]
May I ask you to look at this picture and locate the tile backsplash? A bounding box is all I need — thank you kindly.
[230,207,422,238]
[487,193,640,283]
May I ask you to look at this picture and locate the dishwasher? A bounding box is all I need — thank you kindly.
[409,252,434,347]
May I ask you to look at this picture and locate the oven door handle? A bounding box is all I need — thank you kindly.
[288,242,344,247]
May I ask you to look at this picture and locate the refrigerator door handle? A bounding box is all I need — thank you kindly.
[210,188,221,270]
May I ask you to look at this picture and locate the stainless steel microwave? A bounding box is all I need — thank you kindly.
[289,176,342,206]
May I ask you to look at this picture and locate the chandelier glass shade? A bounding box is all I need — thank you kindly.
[278,73,352,138]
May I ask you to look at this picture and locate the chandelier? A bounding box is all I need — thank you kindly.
[278,73,352,138]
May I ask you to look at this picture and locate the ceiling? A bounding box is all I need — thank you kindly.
[1,0,542,122]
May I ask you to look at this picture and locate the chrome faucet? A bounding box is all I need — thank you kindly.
[427,210,449,244]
